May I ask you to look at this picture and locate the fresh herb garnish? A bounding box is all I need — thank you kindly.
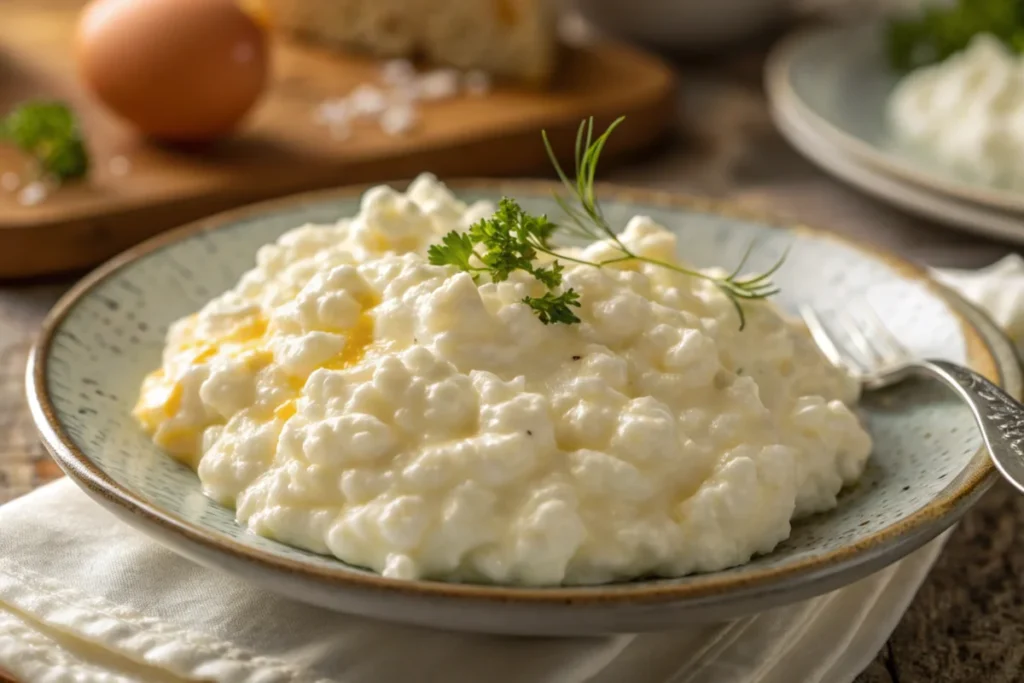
[429,117,785,329]
[1,101,90,181]
[430,197,582,324]
[886,0,1024,71]
[542,117,785,329]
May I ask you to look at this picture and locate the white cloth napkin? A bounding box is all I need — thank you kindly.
[2,256,1023,683]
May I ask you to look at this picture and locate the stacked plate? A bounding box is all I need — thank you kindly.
[766,23,1024,245]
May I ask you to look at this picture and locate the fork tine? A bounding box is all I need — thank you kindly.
[833,309,884,370]
[851,303,912,364]
[799,305,857,371]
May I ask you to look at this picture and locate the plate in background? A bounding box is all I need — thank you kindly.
[766,23,1024,215]
[769,87,1024,245]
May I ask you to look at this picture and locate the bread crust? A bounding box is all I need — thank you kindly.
[259,0,557,85]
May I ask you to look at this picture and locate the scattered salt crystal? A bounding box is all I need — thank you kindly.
[1,172,19,192]
[315,99,351,127]
[388,82,419,105]
[416,69,460,101]
[464,70,491,97]
[315,62,493,141]
[380,103,418,136]
[17,181,47,206]
[349,84,388,117]
[381,59,416,86]
[108,155,131,177]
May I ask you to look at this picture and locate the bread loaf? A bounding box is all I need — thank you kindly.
[259,0,558,85]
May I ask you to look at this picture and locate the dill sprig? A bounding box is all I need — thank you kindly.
[429,116,786,328]
[542,116,786,329]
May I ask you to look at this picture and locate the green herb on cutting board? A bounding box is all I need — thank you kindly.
[0,101,90,182]
[887,0,1024,71]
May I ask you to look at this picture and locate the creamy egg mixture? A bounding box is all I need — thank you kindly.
[135,175,871,585]
[888,34,1024,190]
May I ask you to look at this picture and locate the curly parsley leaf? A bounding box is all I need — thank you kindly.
[428,231,478,273]
[531,260,564,289]
[427,198,577,324]
[468,198,559,282]
[523,289,581,325]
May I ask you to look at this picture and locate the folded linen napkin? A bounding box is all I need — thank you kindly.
[2,256,1022,683]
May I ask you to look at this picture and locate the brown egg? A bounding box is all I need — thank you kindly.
[76,0,269,142]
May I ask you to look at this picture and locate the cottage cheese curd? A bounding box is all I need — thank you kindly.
[888,34,1024,190]
[134,175,871,585]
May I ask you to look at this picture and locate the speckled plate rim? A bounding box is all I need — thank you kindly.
[765,24,1024,216]
[26,179,1021,607]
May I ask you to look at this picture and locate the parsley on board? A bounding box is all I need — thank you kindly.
[0,101,90,181]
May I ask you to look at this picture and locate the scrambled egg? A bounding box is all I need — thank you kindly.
[134,175,871,585]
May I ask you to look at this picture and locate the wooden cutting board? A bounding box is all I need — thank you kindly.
[0,0,675,279]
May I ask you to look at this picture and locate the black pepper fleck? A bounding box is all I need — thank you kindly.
[571,355,581,361]
[526,430,533,436]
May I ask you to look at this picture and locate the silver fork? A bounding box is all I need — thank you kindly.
[800,302,1024,494]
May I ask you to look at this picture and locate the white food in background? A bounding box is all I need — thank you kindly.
[135,175,871,586]
[888,33,1024,190]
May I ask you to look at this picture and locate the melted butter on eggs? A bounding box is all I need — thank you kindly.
[322,309,378,371]
[134,295,381,465]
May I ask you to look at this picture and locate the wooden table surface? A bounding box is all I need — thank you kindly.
[1,44,1021,683]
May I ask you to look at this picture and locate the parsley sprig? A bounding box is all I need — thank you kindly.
[429,117,786,329]
[429,197,582,324]
[1,101,89,181]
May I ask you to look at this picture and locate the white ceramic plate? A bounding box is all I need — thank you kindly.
[766,23,1024,215]
[769,90,1024,245]
[27,181,1022,635]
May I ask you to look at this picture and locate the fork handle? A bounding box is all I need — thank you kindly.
[920,359,1024,494]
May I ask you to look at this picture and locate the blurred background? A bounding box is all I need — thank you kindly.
[2,2,1023,679]
[1,0,1011,281]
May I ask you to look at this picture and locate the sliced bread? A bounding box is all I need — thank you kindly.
[259,0,559,85]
